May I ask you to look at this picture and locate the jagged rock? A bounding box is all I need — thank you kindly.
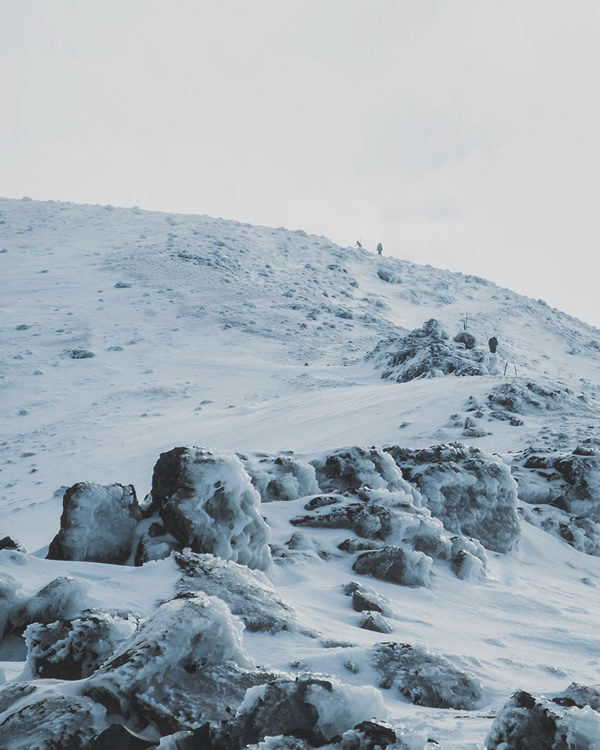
[352,547,432,587]
[512,442,600,555]
[239,451,320,502]
[47,482,141,564]
[174,551,297,633]
[145,446,271,572]
[25,610,138,680]
[486,688,600,749]
[462,416,488,438]
[227,673,386,748]
[342,581,392,616]
[453,331,476,349]
[0,573,20,641]
[84,593,274,734]
[366,319,495,383]
[310,446,419,496]
[0,688,107,750]
[14,575,91,631]
[386,443,520,553]
[359,613,393,634]
[339,721,398,749]
[373,642,482,710]
[62,348,96,359]
[304,494,341,511]
[338,538,384,554]
[0,537,26,552]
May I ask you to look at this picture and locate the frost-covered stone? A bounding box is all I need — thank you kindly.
[147,446,271,572]
[353,547,432,587]
[0,688,107,750]
[366,319,496,382]
[47,481,141,564]
[310,446,420,497]
[359,612,393,634]
[231,673,387,747]
[486,688,600,749]
[386,443,520,553]
[0,573,20,641]
[174,551,297,633]
[342,581,392,616]
[512,442,600,555]
[15,575,91,630]
[0,537,26,552]
[25,610,138,679]
[84,593,273,734]
[239,451,320,502]
[90,724,159,749]
[373,642,482,709]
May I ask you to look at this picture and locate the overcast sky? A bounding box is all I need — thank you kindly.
[2,1,599,328]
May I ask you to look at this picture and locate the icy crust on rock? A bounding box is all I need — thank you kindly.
[239,451,321,503]
[310,446,420,498]
[366,318,498,383]
[233,673,387,746]
[386,443,520,553]
[25,610,139,680]
[174,551,297,633]
[512,441,600,555]
[0,688,108,750]
[47,482,141,564]
[373,642,482,710]
[84,593,275,733]
[486,685,600,749]
[148,447,272,572]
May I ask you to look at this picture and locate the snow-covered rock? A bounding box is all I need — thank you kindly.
[174,551,297,633]
[0,687,108,749]
[310,446,419,497]
[486,686,600,749]
[84,593,274,734]
[229,673,387,747]
[146,447,272,572]
[386,443,520,553]
[240,451,320,503]
[25,610,139,680]
[47,482,142,564]
[373,642,482,710]
[366,319,497,382]
[352,547,432,587]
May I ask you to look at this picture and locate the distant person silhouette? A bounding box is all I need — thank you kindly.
[355,240,362,248]
[488,336,498,353]
[376,242,383,255]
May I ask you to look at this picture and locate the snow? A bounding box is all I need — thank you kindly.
[1,197,600,747]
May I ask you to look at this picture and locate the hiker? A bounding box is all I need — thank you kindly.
[488,336,498,354]
[355,240,362,248]
[376,242,383,255]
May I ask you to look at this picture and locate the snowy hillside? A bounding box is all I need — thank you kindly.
[2,197,600,748]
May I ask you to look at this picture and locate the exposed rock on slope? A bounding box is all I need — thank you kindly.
[367,319,498,382]
[386,443,520,553]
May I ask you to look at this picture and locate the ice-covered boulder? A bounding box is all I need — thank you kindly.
[146,447,271,572]
[512,442,600,555]
[0,573,20,641]
[386,443,520,553]
[311,446,420,497]
[343,581,392,616]
[15,575,91,630]
[486,687,600,749]
[0,537,26,552]
[84,593,274,734]
[0,686,107,750]
[174,551,297,633]
[239,451,320,502]
[47,481,142,564]
[366,319,496,383]
[25,610,139,680]
[229,673,387,748]
[373,642,482,710]
[352,546,432,587]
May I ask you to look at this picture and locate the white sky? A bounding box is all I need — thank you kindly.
[1,1,599,328]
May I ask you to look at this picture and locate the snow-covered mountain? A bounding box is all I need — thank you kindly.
[1,197,600,748]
